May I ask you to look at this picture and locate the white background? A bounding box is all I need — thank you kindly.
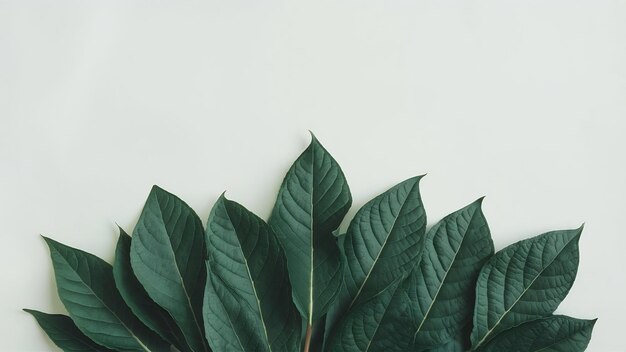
[1,1,625,351]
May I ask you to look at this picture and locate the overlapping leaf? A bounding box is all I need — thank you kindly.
[470,227,583,350]
[480,315,596,352]
[203,195,301,351]
[44,237,168,351]
[113,228,189,351]
[269,134,352,324]
[130,186,208,352]
[24,309,114,352]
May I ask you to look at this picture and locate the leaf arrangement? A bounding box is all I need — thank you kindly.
[25,134,596,352]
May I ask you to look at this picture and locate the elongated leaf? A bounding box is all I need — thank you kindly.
[327,277,406,352]
[470,227,583,350]
[325,176,426,347]
[43,237,168,351]
[480,315,596,352]
[113,228,190,351]
[130,186,208,352]
[23,309,114,352]
[269,134,352,324]
[410,199,493,350]
[203,195,301,351]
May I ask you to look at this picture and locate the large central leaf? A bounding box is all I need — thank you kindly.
[203,195,301,351]
[269,134,352,324]
[470,227,583,350]
[130,186,208,352]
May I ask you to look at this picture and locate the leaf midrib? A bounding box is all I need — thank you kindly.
[348,181,419,312]
[473,234,579,350]
[51,246,150,352]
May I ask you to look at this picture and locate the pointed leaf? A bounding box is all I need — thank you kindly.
[269,134,352,324]
[203,195,301,351]
[130,186,208,352]
[43,237,168,351]
[24,309,114,352]
[410,199,493,349]
[470,227,583,349]
[480,315,596,352]
[326,176,426,346]
[113,227,190,351]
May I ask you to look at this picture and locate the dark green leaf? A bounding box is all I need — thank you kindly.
[325,176,426,348]
[269,134,352,324]
[480,315,596,352]
[130,185,208,352]
[23,309,114,352]
[43,237,168,351]
[327,277,406,352]
[470,227,583,350]
[203,195,301,351]
[113,227,190,351]
[410,199,493,350]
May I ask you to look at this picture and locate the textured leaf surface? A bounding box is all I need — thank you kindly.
[327,278,405,352]
[113,228,189,351]
[24,309,114,352]
[480,315,596,352]
[410,199,493,350]
[44,237,168,351]
[325,177,426,348]
[471,227,583,349]
[130,186,208,352]
[269,134,352,324]
[203,195,301,351]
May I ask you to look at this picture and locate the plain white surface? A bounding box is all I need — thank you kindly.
[1,1,625,351]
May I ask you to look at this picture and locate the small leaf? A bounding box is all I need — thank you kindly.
[269,133,352,324]
[203,195,301,351]
[130,186,208,352]
[470,227,583,349]
[23,309,114,352]
[113,227,190,351]
[480,315,596,352]
[410,198,493,350]
[43,237,168,351]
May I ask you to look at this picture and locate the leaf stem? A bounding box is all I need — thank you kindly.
[303,324,312,352]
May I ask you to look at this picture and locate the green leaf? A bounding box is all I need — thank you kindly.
[327,277,406,352]
[269,134,352,324]
[43,237,168,351]
[23,309,114,352]
[113,227,190,351]
[410,199,493,350]
[480,315,596,352]
[325,176,426,348]
[130,185,208,352]
[203,195,301,351]
[470,227,583,350]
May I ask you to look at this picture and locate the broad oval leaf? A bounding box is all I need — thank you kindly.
[43,237,168,351]
[269,134,352,324]
[203,195,301,351]
[130,186,208,352]
[410,198,493,350]
[113,228,190,351]
[23,309,114,352]
[480,315,596,352]
[470,227,583,350]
